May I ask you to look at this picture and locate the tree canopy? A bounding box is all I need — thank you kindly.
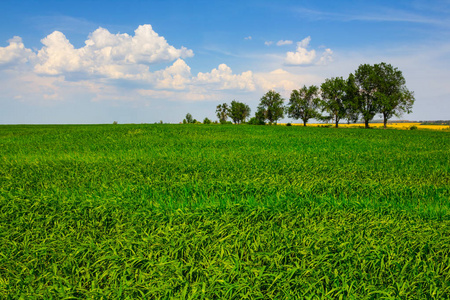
[372,62,415,128]
[320,77,347,128]
[353,62,414,128]
[287,85,321,126]
[185,113,194,124]
[257,90,285,124]
[216,103,229,124]
[229,100,251,124]
[354,64,379,128]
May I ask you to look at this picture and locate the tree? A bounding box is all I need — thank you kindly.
[354,64,379,128]
[229,100,251,124]
[343,73,360,124]
[372,62,415,128]
[203,117,211,124]
[257,90,285,124]
[185,113,193,124]
[320,77,346,128]
[287,85,320,126]
[216,103,229,124]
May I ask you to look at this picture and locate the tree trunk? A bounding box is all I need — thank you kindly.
[303,120,307,127]
[365,119,369,129]
[383,114,387,129]
[335,117,339,128]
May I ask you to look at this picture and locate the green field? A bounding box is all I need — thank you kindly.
[1,124,449,299]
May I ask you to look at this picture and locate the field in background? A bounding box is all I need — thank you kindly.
[283,122,450,130]
[0,124,449,298]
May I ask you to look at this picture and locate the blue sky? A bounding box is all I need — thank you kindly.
[0,0,449,124]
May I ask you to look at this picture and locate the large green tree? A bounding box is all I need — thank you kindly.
[229,100,251,124]
[320,77,346,128]
[215,103,229,124]
[343,73,360,124]
[257,90,285,124]
[287,85,321,127]
[354,64,379,128]
[372,62,415,128]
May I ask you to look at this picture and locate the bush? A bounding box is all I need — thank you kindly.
[410,125,418,130]
[113,121,118,125]
[203,118,211,124]
[286,123,292,126]
[248,117,265,125]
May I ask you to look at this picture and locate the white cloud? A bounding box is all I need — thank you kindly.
[154,59,191,90]
[265,41,273,46]
[298,36,311,48]
[254,68,322,96]
[276,40,293,46]
[244,36,252,40]
[285,36,316,65]
[195,64,255,91]
[35,31,83,75]
[318,48,334,65]
[1,26,331,108]
[0,36,35,67]
[34,25,194,78]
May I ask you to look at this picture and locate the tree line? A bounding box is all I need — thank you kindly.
[183,62,415,129]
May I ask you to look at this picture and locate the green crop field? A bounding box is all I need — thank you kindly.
[0,124,449,299]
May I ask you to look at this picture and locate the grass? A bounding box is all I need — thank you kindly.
[0,124,449,298]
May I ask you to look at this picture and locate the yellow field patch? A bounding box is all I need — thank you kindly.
[280,122,450,131]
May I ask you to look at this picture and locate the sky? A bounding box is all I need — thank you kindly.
[0,0,449,124]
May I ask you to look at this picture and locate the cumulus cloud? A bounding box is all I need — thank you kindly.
[154,59,192,90]
[265,41,273,46]
[285,36,316,65]
[196,64,255,91]
[34,25,194,78]
[276,40,293,46]
[283,36,333,66]
[0,36,35,67]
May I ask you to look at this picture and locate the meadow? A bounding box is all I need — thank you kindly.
[0,124,449,299]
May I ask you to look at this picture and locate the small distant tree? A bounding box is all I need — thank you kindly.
[229,100,251,124]
[287,85,321,126]
[185,113,194,124]
[216,103,229,124]
[372,62,415,128]
[321,77,347,128]
[257,90,284,124]
[203,117,211,124]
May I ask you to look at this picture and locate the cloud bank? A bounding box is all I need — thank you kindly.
[0,25,331,104]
